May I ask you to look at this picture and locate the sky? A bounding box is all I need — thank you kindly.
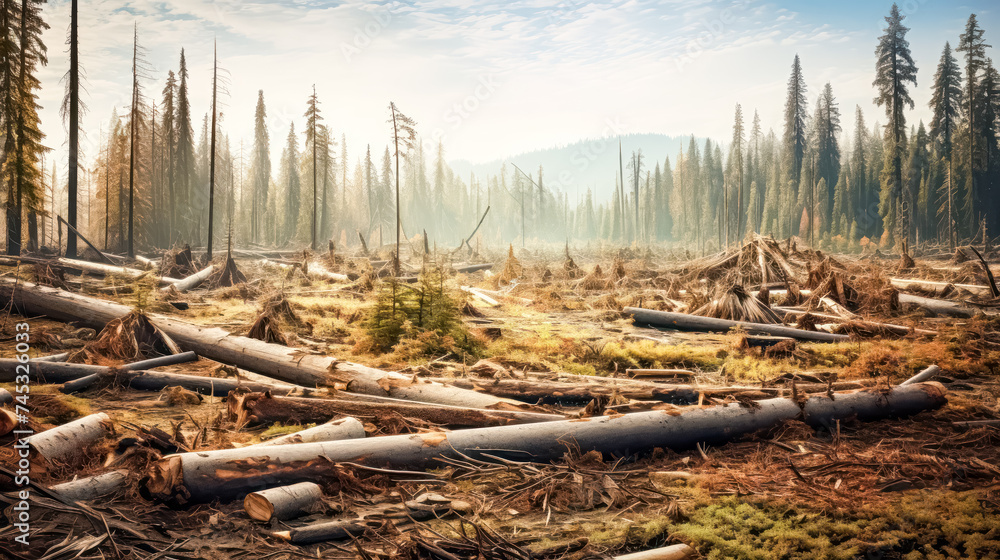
[35,0,1000,186]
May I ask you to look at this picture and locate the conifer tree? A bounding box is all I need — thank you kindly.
[249,90,269,244]
[783,55,808,237]
[929,42,962,247]
[280,122,300,243]
[956,14,990,230]
[303,85,322,249]
[174,49,195,240]
[874,3,918,245]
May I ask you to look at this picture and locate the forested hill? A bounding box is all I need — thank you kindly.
[450,133,697,200]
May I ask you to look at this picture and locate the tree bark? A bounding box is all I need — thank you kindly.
[50,469,128,502]
[163,265,215,293]
[615,544,695,560]
[0,279,536,407]
[252,417,365,447]
[428,377,700,406]
[62,368,312,396]
[55,257,181,285]
[0,408,16,436]
[27,413,112,466]
[898,293,976,318]
[625,307,849,342]
[229,392,562,429]
[244,481,323,522]
[0,351,198,384]
[890,277,993,298]
[146,383,946,501]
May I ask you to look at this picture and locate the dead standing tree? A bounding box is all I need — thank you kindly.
[387,102,416,276]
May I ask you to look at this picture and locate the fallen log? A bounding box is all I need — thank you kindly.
[252,417,365,446]
[56,258,180,286]
[898,293,977,318]
[460,286,498,307]
[244,481,323,522]
[229,392,562,429]
[50,470,128,502]
[0,279,522,408]
[900,365,940,386]
[771,307,935,337]
[454,263,494,274]
[0,351,199,384]
[429,377,700,406]
[162,265,215,293]
[952,419,1000,428]
[146,383,946,501]
[273,519,370,544]
[0,387,12,405]
[626,369,694,380]
[62,368,313,396]
[34,352,70,362]
[890,277,993,298]
[615,544,695,560]
[624,307,849,342]
[0,408,16,436]
[27,413,112,466]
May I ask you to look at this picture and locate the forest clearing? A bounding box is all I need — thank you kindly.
[0,236,999,559]
[2,0,1000,558]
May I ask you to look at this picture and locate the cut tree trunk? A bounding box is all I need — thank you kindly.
[244,481,323,521]
[27,413,112,466]
[898,293,977,318]
[900,365,940,386]
[0,387,12,405]
[50,470,128,502]
[163,265,215,293]
[890,278,993,298]
[146,383,946,501]
[62,368,313,396]
[252,417,365,446]
[771,307,935,337]
[0,351,199,384]
[0,279,522,408]
[615,544,695,560]
[272,519,370,544]
[429,377,700,406]
[56,257,180,286]
[0,408,17,436]
[229,392,563,429]
[454,263,494,274]
[624,307,849,342]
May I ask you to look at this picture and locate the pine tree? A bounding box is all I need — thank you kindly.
[874,3,918,246]
[783,54,808,238]
[280,123,300,243]
[174,49,195,241]
[956,14,991,230]
[729,103,745,245]
[303,85,322,249]
[388,102,416,274]
[815,83,841,228]
[249,90,269,244]
[929,42,962,248]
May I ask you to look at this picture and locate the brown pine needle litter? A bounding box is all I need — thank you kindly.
[694,285,782,323]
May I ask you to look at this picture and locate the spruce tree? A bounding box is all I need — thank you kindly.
[874,3,918,246]
[783,55,808,238]
[956,14,990,230]
[303,85,322,249]
[930,42,962,247]
[249,90,270,244]
[174,49,195,241]
[280,123,300,244]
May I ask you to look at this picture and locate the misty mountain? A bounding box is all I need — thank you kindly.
[449,133,700,202]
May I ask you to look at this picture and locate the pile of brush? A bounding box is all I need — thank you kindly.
[87,311,180,360]
[694,284,782,324]
[247,292,301,345]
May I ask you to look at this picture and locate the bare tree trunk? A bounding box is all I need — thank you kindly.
[145,383,946,502]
